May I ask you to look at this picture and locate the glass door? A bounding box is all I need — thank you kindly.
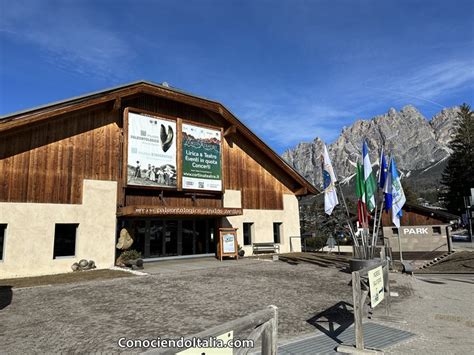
[149,220,164,257]
[164,220,178,256]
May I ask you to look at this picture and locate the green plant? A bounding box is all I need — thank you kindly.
[120,249,142,261]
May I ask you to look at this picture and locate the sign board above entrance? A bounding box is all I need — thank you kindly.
[118,206,242,217]
[124,108,223,193]
[126,111,177,188]
[182,123,222,191]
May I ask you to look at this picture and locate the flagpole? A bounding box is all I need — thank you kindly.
[335,182,359,247]
[370,147,383,258]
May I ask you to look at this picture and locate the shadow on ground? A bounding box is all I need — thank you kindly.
[306,301,354,344]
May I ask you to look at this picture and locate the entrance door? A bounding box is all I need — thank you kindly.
[117,218,217,258]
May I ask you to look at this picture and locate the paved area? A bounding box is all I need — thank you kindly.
[374,273,474,354]
[144,256,263,274]
[0,259,352,353]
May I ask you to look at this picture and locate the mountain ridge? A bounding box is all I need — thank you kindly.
[282,105,460,203]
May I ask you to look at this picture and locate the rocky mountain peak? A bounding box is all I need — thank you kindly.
[282,105,460,190]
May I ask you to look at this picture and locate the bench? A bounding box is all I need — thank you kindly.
[252,242,280,255]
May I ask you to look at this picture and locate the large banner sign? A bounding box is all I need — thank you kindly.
[127,112,177,188]
[182,123,222,191]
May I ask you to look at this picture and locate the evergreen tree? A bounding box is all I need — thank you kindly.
[440,103,474,214]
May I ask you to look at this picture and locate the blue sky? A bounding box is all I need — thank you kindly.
[1,0,473,153]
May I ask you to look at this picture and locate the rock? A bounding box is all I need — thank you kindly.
[116,228,134,250]
[79,259,89,268]
[135,259,144,267]
[88,260,96,269]
[71,263,80,271]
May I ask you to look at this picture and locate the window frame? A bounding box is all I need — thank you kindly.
[0,224,6,262]
[53,223,79,259]
[243,222,253,246]
[273,222,282,244]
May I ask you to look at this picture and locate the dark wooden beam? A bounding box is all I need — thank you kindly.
[224,125,237,137]
[112,96,122,111]
[295,187,308,196]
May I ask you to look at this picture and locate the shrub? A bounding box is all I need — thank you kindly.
[119,249,142,261]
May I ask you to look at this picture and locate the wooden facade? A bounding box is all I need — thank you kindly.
[0,81,316,212]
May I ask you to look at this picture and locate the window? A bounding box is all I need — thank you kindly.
[273,223,282,244]
[392,228,399,236]
[243,223,253,245]
[432,226,441,235]
[53,224,78,258]
[0,224,6,261]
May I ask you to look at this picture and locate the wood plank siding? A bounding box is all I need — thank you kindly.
[0,85,315,211]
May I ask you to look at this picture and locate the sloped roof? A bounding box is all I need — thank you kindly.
[0,80,318,195]
[404,203,460,222]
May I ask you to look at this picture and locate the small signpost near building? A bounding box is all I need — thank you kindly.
[368,265,384,308]
[218,228,238,261]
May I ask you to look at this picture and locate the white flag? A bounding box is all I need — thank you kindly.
[390,157,406,228]
[321,144,339,215]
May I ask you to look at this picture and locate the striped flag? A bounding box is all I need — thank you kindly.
[321,144,339,215]
[363,141,377,211]
[356,162,369,227]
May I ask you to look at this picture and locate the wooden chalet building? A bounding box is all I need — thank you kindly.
[0,81,317,279]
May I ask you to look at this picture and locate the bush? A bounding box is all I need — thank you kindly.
[119,249,142,262]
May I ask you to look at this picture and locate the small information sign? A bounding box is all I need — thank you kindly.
[218,228,238,261]
[368,265,384,308]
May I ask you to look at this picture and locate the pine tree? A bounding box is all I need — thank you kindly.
[440,103,474,214]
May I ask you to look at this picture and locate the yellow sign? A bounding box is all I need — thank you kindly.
[368,265,384,308]
[177,331,233,355]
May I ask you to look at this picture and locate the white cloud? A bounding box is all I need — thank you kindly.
[0,1,132,79]
[363,59,474,108]
[236,94,354,149]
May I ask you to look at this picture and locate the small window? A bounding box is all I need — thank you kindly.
[392,228,399,236]
[0,224,6,261]
[432,226,441,235]
[54,224,78,258]
[273,223,282,244]
[243,223,253,246]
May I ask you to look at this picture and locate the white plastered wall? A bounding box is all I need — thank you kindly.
[222,190,302,254]
[0,180,117,279]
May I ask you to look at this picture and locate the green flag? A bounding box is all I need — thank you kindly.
[363,141,377,211]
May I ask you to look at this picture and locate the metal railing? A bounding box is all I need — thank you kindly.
[143,305,278,355]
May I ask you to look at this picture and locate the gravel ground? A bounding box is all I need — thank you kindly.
[0,259,352,353]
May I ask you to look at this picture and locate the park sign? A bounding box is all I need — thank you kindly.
[126,111,177,188]
[182,123,222,191]
[368,265,384,308]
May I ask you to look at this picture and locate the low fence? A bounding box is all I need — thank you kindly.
[302,235,353,254]
[144,305,278,355]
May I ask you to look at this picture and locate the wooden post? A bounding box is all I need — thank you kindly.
[384,261,391,316]
[262,305,278,355]
[352,271,364,350]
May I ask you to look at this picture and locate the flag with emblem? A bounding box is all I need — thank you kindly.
[321,144,339,215]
